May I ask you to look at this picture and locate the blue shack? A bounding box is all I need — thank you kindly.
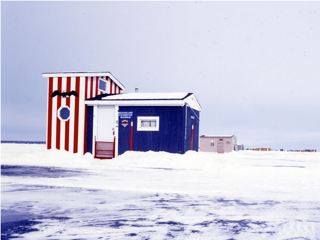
[84,92,201,158]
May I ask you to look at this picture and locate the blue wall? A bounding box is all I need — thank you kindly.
[86,106,94,153]
[183,105,200,153]
[118,105,200,155]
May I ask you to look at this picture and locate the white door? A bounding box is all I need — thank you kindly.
[97,106,115,142]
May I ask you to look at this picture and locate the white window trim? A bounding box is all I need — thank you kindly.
[57,106,70,121]
[137,116,159,131]
[98,78,108,93]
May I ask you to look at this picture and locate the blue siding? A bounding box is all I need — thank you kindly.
[183,105,200,152]
[86,106,94,153]
[118,105,200,155]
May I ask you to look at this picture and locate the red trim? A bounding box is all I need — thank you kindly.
[65,77,71,151]
[94,136,97,158]
[56,77,62,149]
[47,77,53,149]
[110,80,113,94]
[84,106,88,154]
[114,83,116,94]
[95,76,98,97]
[130,121,133,151]
[73,77,80,153]
[90,77,93,98]
[113,137,116,158]
[191,124,194,150]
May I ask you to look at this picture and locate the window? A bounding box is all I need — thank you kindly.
[58,106,70,121]
[137,116,159,131]
[98,78,107,93]
[211,140,214,146]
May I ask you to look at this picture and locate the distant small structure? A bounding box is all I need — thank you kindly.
[250,148,271,151]
[235,144,244,151]
[288,149,317,152]
[200,135,236,153]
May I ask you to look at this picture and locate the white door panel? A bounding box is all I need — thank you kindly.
[97,106,115,142]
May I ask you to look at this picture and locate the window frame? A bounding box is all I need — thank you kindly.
[98,78,108,93]
[58,106,70,121]
[137,116,159,131]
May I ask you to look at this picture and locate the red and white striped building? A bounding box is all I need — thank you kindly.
[43,72,125,154]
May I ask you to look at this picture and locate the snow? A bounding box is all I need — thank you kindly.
[102,92,189,100]
[1,143,320,239]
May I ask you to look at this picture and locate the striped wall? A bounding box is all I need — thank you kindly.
[46,75,122,154]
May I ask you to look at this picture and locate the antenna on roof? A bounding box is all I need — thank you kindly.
[135,86,138,93]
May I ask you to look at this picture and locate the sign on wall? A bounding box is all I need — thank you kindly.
[119,112,133,119]
[121,119,129,127]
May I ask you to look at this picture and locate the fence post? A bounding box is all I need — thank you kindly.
[113,136,116,158]
[191,124,194,150]
[130,121,133,151]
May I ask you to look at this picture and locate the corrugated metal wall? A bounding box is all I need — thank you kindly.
[117,105,200,155]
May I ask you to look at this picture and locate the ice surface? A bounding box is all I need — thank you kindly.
[1,143,320,239]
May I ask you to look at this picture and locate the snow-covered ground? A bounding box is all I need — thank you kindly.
[1,143,320,239]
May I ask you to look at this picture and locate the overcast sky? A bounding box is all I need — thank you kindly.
[1,1,320,151]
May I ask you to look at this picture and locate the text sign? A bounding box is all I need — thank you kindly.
[119,112,133,119]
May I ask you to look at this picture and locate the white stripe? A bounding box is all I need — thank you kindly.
[107,78,110,94]
[51,78,57,149]
[77,76,86,155]
[46,78,49,149]
[69,77,75,152]
[87,77,91,100]
[60,77,67,150]
[114,105,119,157]
[92,105,98,157]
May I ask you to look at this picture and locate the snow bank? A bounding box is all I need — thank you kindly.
[2,143,320,201]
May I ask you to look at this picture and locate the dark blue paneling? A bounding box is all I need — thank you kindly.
[118,106,186,155]
[118,105,200,155]
[183,105,200,153]
[86,106,94,153]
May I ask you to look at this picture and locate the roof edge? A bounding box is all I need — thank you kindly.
[42,71,125,90]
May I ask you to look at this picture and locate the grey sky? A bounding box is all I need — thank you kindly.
[1,1,320,150]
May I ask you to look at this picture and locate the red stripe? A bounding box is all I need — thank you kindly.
[113,136,116,158]
[114,83,116,94]
[95,77,98,96]
[191,124,194,150]
[130,121,133,151]
[47,78,53,149]
[90,77,93,98]
[56,77,62,149]
[110,80,113,94]
[73,77,80,153]
[84,106,88,154]
[65,77,71,151]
